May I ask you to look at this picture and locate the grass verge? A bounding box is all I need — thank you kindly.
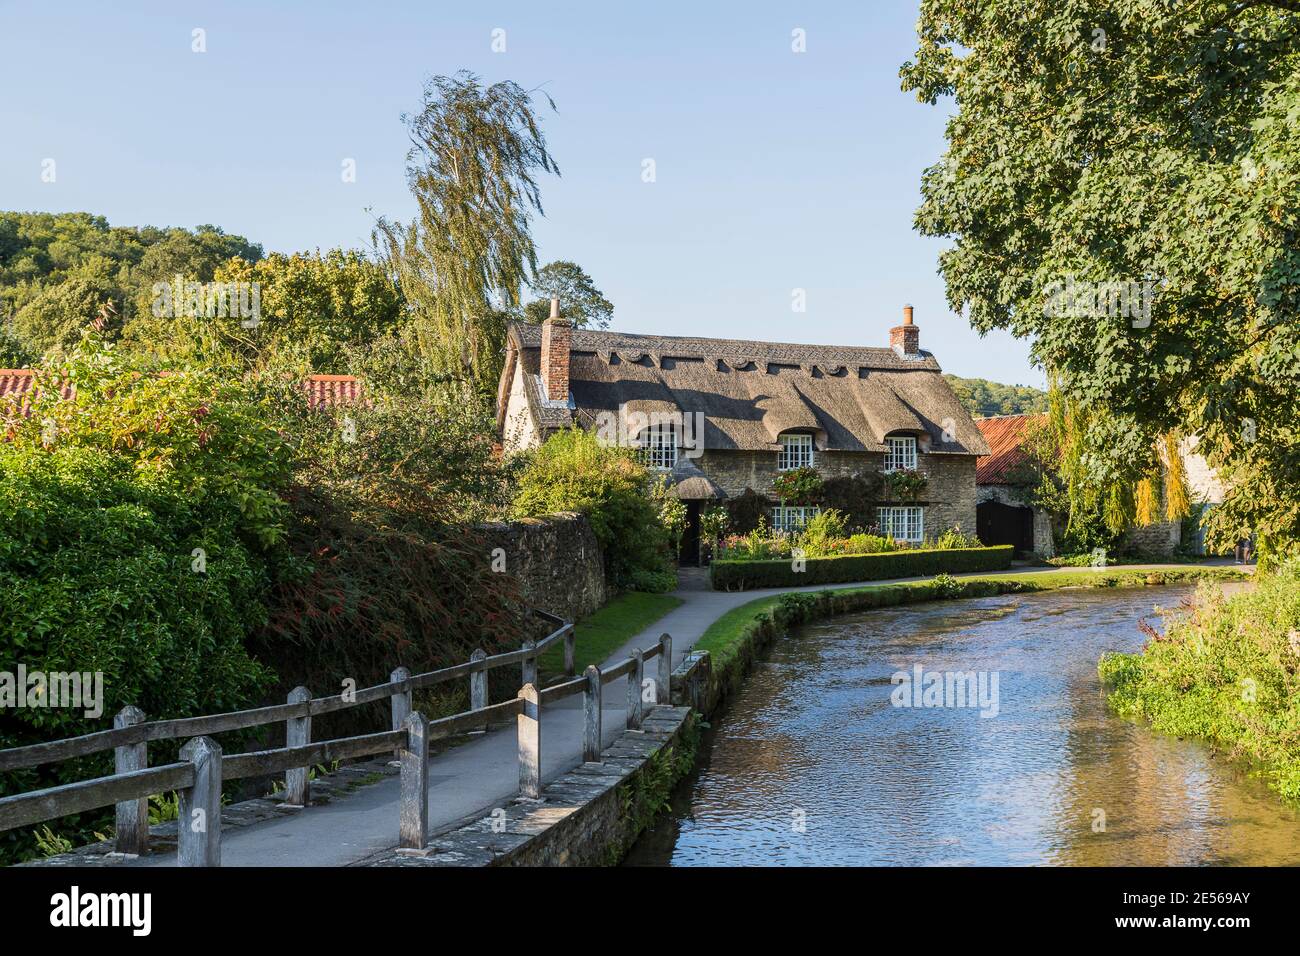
[539,591,683,680]
[1100,565,1300,806]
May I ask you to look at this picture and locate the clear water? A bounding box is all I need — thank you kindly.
[625,585,1300,866]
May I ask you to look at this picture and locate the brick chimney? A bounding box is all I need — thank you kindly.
[540,296,571,402]
[890,303,920,357]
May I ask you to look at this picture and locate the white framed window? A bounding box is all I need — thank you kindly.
[771,506,820,533]
[778,433,815,471]
[878,506,924,543]
[640,426,677,471]
[884,435,918,472]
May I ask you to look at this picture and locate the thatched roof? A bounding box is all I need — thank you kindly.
[666,457,727,500]
[501,324,990,457]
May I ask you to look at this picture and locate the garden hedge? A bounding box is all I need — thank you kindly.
[709,545,1015,590]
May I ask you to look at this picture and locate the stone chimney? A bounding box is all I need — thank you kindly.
[890,304,920,357]
[540,296,571,402]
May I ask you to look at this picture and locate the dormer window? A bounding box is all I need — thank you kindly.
[778,433,815,471]
[884,436,917,472]
[640,426,677,471]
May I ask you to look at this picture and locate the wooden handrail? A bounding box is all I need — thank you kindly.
[0,610,573,773]
[0,612,680,866]
[0,763,196,833]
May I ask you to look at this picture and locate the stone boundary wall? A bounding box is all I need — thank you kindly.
[477,512,607,621]
[364,706,697,867]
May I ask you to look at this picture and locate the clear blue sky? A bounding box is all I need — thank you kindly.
[0,0,1042,387]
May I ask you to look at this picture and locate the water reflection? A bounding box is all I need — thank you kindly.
[624,585,1300,866]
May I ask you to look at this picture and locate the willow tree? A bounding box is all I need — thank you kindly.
[1025,376,1190,553]
[375,72,559,400]
[903,1,1300,563]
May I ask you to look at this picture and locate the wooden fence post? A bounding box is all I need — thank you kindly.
[469,649,488,711]
[399,712,429,852]
[517,684,541,799]
[178,736,222,867]
[521,639,537,689]
[657,633,673,705]
[627,648,644,730]
[284,686,311,807]
[390,666,410,759]
[563,626,576,677]
[583,665,603,763]
[113,705,148,855]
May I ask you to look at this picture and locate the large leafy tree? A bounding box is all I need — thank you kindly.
[375,71,560,401]
[122,248,404,372]
[0,213,262,360]
[903,1,1300,562]
[523,260,614,328]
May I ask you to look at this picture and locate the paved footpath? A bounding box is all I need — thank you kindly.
[130,561,1243,866]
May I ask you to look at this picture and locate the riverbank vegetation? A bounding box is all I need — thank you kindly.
[1100,566,1300,804]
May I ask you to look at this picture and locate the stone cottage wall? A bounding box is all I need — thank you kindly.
[477,512,607,621]
[698,447,978,540]
[917,454,978,537]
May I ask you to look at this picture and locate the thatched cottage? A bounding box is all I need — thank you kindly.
[496,304,989,562]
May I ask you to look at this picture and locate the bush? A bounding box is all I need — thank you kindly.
[841,532,896,554]
[718,523,794,560]
[250,359,526,721]
[709,545,1015,590]
[725,488,772,534]
[0,341,290,862]
[933,526,982,549]
[796,508,849,557]
[511,428,672,588]
[1100,566,1300,804]
[771,466,823,505]
[627,567,679,593]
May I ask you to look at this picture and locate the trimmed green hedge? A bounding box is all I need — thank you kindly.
[709,545,1015,590]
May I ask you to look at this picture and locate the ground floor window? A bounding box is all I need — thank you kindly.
[878,505,924,543]
[771,505,820,533]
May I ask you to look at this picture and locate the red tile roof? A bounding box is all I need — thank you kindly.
[975,413,1047,484]
[0,369,76,419]
[302,374,364,410]
[2,370,364,424]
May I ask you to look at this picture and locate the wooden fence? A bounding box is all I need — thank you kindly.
[0,612,674,867]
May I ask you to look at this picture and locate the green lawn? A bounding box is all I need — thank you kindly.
[538,591,684,680]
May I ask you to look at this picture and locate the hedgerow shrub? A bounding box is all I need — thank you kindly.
[0,339,289,862]
[511,428,672,588]
[249,363,526,727]
[709,545,1015,590]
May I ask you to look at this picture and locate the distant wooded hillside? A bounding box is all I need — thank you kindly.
[944,374,1047,418]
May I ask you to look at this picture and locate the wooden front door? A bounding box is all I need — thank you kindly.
[679,501,702,566]
[977,501,1034,553]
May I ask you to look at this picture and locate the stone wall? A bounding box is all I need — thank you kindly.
[918,454,978,536]
[698,448,978,538]
[476,512,607,621]
[1121,519,1182,556]
[364,706,699,868]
